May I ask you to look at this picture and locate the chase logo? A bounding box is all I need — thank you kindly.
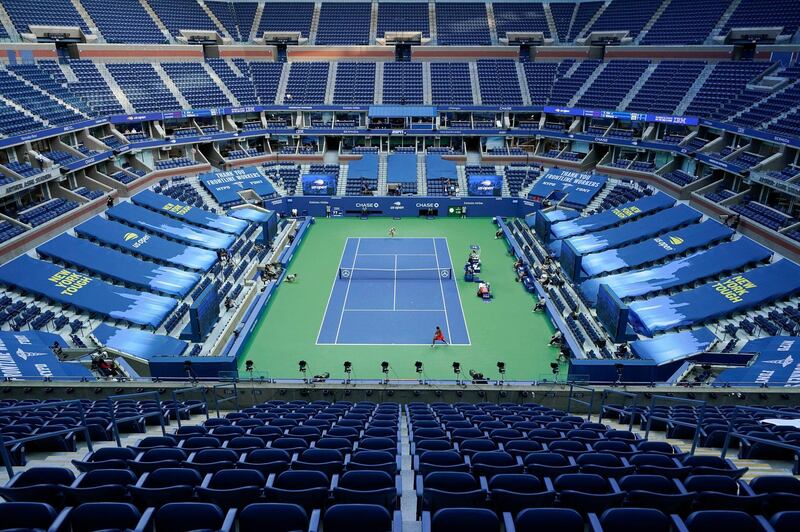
[764,355,794,368]
[123,232,138,242]
[668,236,684,246]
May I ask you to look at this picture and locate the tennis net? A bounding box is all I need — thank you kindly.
[339,267,453,280]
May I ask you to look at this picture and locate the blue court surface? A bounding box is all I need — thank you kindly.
[317,237,470,345]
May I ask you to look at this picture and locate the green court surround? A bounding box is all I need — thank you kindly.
[238,217,557,382]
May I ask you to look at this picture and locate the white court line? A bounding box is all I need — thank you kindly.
[357,253,436,256]
[444,237,472,345]
[334,237,361,344]
[315,236,351,344]
[393,254,397,311]
[433,237,452,343]
[343,308,447,312]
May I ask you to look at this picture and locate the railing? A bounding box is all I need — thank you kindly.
[598,388,639,431]
[566,383,596,420]
[0,399,94,476]
[212,381,239,417]
[169,386,209,428]
[643,394,707,455]
[107,391,166,447]
[721,405,800,463]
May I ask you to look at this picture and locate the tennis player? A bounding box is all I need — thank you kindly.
[431,326,448,346]
[388,227,397,237]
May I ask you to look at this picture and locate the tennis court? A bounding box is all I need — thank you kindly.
[317,237,470,345]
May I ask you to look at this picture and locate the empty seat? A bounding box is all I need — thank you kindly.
[333,470,398,510]
[771,511,800,532]
[131,468,203,509]
[154,502,234,532]
[749,476,800,515]
[423,507,501,532]
[324,503,397,532]
[58,502,149,532]
[512,507,584,532]
[470,451,523,479]
[0,467,76,507]
[237,502,318,532]
[64,469,137,504]
[0,501,58,531]
[264,470,330,512]
[197,469,266,509]
[415,451,468,476]
[293,448,344,477]
[554,473,625,515]
[418,471,485,513]
[238,448,292,476]
[683,510,770,532]
[594,508,671,532]
[618,474,694,515]
[524,452,578,478]
[71,447,137,472]
[487,473,556,515]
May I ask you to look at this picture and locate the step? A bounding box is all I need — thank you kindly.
[95,63,135,114]
[634,0,672,44]
[309,2,322,45]
[203,62,240,107]
[71,0,104,42]
[469,62,482,105]
[422,62,432,105]
[0,1,19,40]
[198,0,232,40]
[152,63,191,109]
[568,61,607,107]
[249,2,264,41]
[324,62,337,105]
[138,0,173,43]
[708,0,743,42]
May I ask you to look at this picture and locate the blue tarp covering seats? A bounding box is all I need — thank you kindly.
[132,190,247,235]
[565,204,702,256]
[630,328,719,365]
[715,337,800,387]
[387,154,417,183]
[368,105,436,118]
[426,155,457,180]
[349,154,379,179]
[580,238,772,305]
[92,324,188,360]
[529,209,579,228]
[0,331,91,380]
[528,170,608,208]
[550,192,675,240]
[74,217,217,272]
[628,260,800,336]
[229,208,271,223]
[199,167,276,206]
[37,234,200,298]
[105,202,235,250]
[581,220,734,278]
[0,256,177,328]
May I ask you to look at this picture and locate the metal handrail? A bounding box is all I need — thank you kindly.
[566,383,596,421]
[106,391,166,446]
[598,388,639,431]
[169,386,209,428]
[212,382,239,417]
[643,394,707,455]
[0,399,94,476]
[720,405,800,460]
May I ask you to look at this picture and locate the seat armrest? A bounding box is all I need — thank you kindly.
[47,507,72,532]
